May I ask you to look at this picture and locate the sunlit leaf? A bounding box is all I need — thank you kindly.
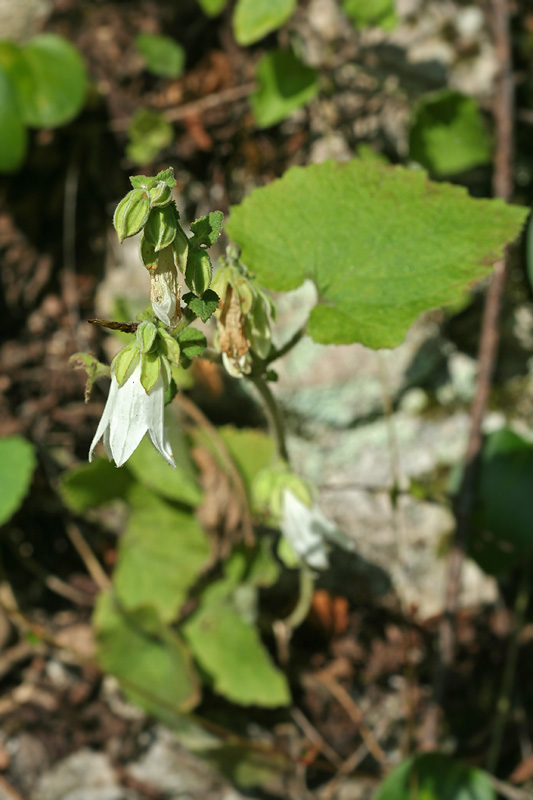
[233,0,297,45]
[114,488,210,622]
[227,159,527,348]
[0,437,36,526]
[251,50,318,128]
[135,33,185,78]
[94,593,200,717]
[409,90,492,176]
[375,754,495,800]
[196,0,228,16]
[342,0,396,30]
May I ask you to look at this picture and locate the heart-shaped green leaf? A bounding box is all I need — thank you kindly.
[227,159,528,348]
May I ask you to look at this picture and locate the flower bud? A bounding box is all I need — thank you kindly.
[111,340,140,387]
[185,248,212,297]
[144,204,178,252]
[136,320,157,353]
[149,180,173,207]
[245,295,271,359]
[113,188,151,243]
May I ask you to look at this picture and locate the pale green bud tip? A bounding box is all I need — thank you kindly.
[140,351,161,394]
[113,188,151,243]
[149,181,173,207]
[185,249,212,297]
[136,320,158,353]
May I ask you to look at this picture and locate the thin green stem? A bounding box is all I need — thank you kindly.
[486,563,531,774]
[251,375,289,462]
[265,324,307,367]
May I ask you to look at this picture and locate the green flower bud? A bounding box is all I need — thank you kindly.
[158,328,181,367]
[111,340,140,387]
[253,465,311,518]
[172,224,189,273]
[140,350,161,393]
[245,295,271,359]
[136,320,157,353]
[185,248,212,297]
[144,204,178,252]
[113,188,151,243]
[149,181,173,207]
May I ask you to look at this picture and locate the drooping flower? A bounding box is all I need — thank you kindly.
[279,489,351,569]
[89,361,175,468]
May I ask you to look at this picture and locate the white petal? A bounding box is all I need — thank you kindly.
[145,378,176,468]
[108,365,150,467]
[280,490,330,570]
[88,378,116,462]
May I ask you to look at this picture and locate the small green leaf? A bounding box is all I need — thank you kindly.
[177,327,207,359]
[227,159,528,348]
[140,350,161,393]
[158,328,181,366]
[113,488,209,620]
[190,210,224,247]
[183,587,290,707]
[69,352,111,401]
[251,50,318,128]
[155,167,177,189]
[233,0,297,45]
[0,437,36,526]
[3,33,87,128]
[185,249,213,296]
[130,174,157,190]
[409,90,492,176]
[375,754,495,800]
[144,204,178,252]
[127,413,203,506]
[94,593,200,717]
[469,429,533,575]
[59,458,135,514]
[126,108,173,166]
[342,0,396,30]
[135,33,185,78]
[196,0,228,16]
[136,320,157,353]
[113,188,151,243]
[183,289,219,323]
[111,342,139,386]
[0,64,27,172]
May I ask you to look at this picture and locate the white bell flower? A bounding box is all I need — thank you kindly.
[280,489,352,570]
[89,361,175,468]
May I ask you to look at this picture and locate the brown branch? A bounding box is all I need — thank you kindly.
[424,0,514,749]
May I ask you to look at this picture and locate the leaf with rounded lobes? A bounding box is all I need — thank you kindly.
[196,0,228,16]
[112,487,208,621]
[469,428,533,575]
[251,50,318,129]
[0,437,36,525]
[410,90,492,177]
[183,582,290,707]
[190,211,224,247]
[226,159,528,348]
[233,0,297,45]
[1,34,87,128]
[135,33,185,78]
[342,0,396,30]
[94,593,200,718]
[0,64,27,172]
[375,754,495,800]
[183,289,219,323]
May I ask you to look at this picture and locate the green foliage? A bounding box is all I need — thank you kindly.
[342,0,396,30]
[217,426,276,497]
[233,0,297,45]
[251,50,319,128]
[190,211,224,247]
[183,576,290,707]
[196,0,228,16]
[0,437,36,526]
[176,327,207,360]
[0,65,26,171]
[409,90,492,176]
[375,754,495,800]
[183,290,220,323]
[126,108,174,166]
[113,488,210,622]
[0,33,86,171]
[226,159,527,348]
[526,212,533,292]
[469,429,533,575]
[59,458,135,513]
[94,593,200,716]
[135,33,185,78]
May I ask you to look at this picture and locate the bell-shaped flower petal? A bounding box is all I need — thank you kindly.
[89,361,175,468]
[280,489,350,570]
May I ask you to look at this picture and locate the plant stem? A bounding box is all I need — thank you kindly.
[265,324,307,367]
[486,564,530,774]
[251,375,289,462]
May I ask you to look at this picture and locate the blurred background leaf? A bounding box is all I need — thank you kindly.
[0,437,36,526]
[251,50,319,128]
[135,33,185,78]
